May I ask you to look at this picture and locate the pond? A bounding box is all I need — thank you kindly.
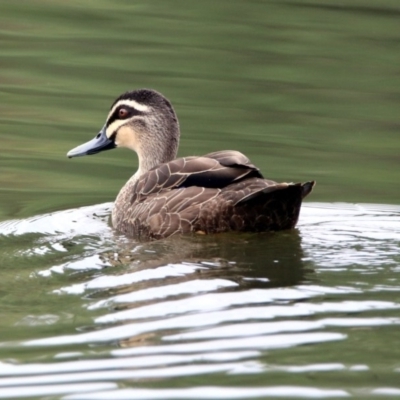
[0,1,399,399]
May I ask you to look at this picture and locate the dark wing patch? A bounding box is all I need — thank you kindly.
[133,152,263,202]
[180,166,255,189]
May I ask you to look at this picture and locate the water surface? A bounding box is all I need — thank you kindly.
[0,203,400,398]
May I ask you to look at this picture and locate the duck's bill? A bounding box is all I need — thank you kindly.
[67,126,115,158]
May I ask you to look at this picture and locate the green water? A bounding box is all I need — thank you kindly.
[1,0,399,222]
[0,1,400,399]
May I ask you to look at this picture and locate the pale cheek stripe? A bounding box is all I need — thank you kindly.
[107,99,150,121]
[106,119,126,138]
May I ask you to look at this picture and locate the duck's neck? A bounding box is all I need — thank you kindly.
[112,141,178,227]
[137,150,166,175]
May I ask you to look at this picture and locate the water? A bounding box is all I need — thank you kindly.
[0,203,399,398]
[1,0,400,398]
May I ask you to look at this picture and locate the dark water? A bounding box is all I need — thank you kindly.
[0,1,400,399]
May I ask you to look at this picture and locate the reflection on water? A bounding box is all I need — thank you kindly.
[0,202,399,398]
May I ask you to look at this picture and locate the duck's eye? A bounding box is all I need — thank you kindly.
[118,108,129,119]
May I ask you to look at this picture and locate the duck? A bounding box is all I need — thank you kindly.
[67,89,315,240]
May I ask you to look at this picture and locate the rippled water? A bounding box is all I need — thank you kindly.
[0,202,399,398]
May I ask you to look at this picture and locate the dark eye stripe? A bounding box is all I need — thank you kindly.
[106,105,142,127]
[109,131,117,142]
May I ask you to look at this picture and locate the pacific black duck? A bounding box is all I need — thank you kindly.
[67,89,315,240]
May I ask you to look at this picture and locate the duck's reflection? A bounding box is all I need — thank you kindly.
[97,229,311,295]
[92,230,312,348]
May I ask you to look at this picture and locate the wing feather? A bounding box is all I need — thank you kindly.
[132,151,263,202]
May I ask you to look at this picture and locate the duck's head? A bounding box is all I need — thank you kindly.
[67,89,180,173]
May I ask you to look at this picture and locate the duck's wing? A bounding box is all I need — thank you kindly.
[202,150,260,171]
[122,151,314,239]
[131,150,264,202]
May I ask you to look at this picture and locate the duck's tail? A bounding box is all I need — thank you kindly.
[232,180,316,231]
[300,180,316,199]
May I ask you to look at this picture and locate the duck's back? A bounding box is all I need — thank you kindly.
[112,150,315,240]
